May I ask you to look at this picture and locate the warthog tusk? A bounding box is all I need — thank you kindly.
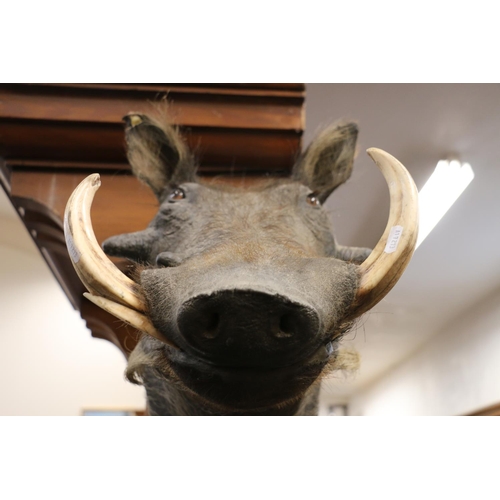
[64,174,178,346]
[350,148,419,317]
[64,174,147,312]
[83,293,175,346]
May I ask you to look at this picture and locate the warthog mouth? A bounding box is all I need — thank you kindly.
[165,340,335,410]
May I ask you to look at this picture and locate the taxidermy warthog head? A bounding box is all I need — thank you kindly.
[64,112,418,415]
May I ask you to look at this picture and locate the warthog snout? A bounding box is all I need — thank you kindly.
[177,290,320,369]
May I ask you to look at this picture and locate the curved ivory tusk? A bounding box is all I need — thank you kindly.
[349,148,419,318]
[84,293,176,347]
[64,174,147,312]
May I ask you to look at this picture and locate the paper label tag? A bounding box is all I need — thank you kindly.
[384,226,403,254]
[64,212,81,263]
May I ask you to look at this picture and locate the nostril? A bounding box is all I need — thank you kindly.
[276,313,295,338]
[202,312,220,339]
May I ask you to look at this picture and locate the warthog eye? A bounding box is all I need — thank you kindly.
[168,187,186,202]
[306,192,321,207]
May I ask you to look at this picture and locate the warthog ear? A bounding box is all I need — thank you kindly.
[123,112,196,198]
[293,122,358,202]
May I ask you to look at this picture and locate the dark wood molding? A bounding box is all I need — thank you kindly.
[466,402,500,416]
[0,83,304,176]
[0,157,11,193]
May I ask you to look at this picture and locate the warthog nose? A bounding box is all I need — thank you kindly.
[176,290,320,368]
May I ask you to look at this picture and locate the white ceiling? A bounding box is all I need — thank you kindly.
[304,84,500,398]
[1,84,499,403]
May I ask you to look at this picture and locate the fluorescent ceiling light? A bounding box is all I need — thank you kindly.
[416,159,474,249]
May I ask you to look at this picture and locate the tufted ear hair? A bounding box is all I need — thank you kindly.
[293,122,358,202]
[123,112,197,199]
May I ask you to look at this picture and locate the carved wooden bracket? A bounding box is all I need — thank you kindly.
[8,194,144,356]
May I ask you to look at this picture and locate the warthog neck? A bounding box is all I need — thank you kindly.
[140,366,321,416]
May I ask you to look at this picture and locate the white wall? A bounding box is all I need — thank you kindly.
[348,288,500,416]
[0,196,146,415]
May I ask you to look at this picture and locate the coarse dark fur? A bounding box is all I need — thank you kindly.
[103,109,371,416]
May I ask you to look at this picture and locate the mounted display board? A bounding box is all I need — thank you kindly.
[0,83,305,356]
